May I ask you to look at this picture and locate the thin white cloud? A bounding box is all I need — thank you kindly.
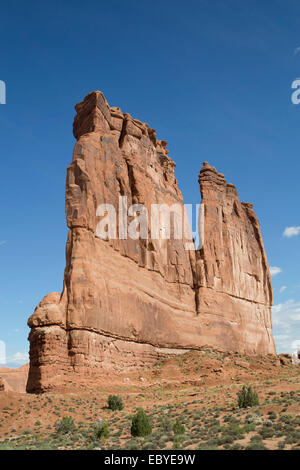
[273,299,300,353]
[279,286,287,294]
[6,352,28,365]
[290,313,300,321]
[0,240,6,246]
[294,46,300,55]
[283,226,300,238]
[291,340,300,349]
[270,266,282,276]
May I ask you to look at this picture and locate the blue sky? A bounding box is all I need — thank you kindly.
[0,0,299,366]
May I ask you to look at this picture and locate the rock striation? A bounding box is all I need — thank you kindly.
[26,91,275,392]
[195,163,274,353]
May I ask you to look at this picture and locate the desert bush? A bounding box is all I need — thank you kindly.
[142,440,156,450]
[226,422,244,437]
[237,386,259,408]
[246,441,266,450]
[245,413,262,425]
[158,416,172,432]
[279,414,292,424]
[131,409,152,437]
[259,426,274,439]
[219,434,234,445]
[173,436,184,449]
[108,395,123,411]
[94,418,109,439]
[250,434,263,443]
[197,444,219,450]
[284,430,300,445]
[125,439,141,450]
[55,416,76,434]
[268,411,277,420]
[173,419,185,435]
[245,435,265,450]
[243,423,256,432]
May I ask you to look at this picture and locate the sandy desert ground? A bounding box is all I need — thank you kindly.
[0,350,299,450]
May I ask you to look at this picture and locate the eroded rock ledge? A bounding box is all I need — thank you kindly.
[26,91,275,393]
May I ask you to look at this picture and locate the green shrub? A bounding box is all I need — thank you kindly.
[250,434,263,443]
[131,409,152,437]
[231,443,243,450]
[237,386,259,408]
[126,440,141,450]
[284,431,300,445]
[246,440,266,450]
[219,434,234,445]
[243,423,256,432]
[173,419,185,435]
[259,426,274,439]
[279,414,292,423]
[55,416,76,434]
[173,436,182,449]
[94,419,109,440]
[268,411,277,421]
[226,422,244,438]
[108,395,124,411]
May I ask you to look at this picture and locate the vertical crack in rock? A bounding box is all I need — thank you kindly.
[26,92,275,393]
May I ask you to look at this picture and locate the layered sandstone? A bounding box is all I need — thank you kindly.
[195,163,274,352]
[27,91,275,392]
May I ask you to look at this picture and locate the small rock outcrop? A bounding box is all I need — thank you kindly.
[26,91,276,393]
[0,365,28,393]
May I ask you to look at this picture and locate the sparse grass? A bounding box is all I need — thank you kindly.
[0,350,299,450]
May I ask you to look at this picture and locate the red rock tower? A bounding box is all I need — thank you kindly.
[26,92,275,392]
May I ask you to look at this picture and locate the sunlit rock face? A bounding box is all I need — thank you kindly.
[195,163,274,354]
[26,91,275,393]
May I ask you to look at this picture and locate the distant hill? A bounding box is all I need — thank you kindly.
[0,363,29,393]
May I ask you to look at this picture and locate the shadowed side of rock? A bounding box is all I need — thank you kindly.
[0,377,5,391]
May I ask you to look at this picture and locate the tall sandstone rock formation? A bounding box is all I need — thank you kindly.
[27,92,275,392]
